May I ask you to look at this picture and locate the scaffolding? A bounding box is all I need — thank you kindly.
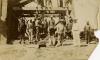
[13,0,72,18]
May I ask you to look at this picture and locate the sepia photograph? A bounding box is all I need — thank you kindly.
[0,0,100,60]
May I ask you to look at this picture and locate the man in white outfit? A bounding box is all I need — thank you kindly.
[72,19,80,46]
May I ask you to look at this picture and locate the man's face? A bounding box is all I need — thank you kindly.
[73,19,77,23]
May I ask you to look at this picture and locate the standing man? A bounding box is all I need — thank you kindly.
[48,16,55,46]
[27,19,34,44]
[84,22,91,44]
[55,18,65,46]
[46,0,52,9]
[18,18,26,44]
[35,17,42,42]
[58,0,63,7]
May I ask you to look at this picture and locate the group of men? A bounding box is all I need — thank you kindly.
[18,15,73,47]
[17,15,97,47]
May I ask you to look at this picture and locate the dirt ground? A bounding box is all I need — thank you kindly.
[0,40,98,60]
